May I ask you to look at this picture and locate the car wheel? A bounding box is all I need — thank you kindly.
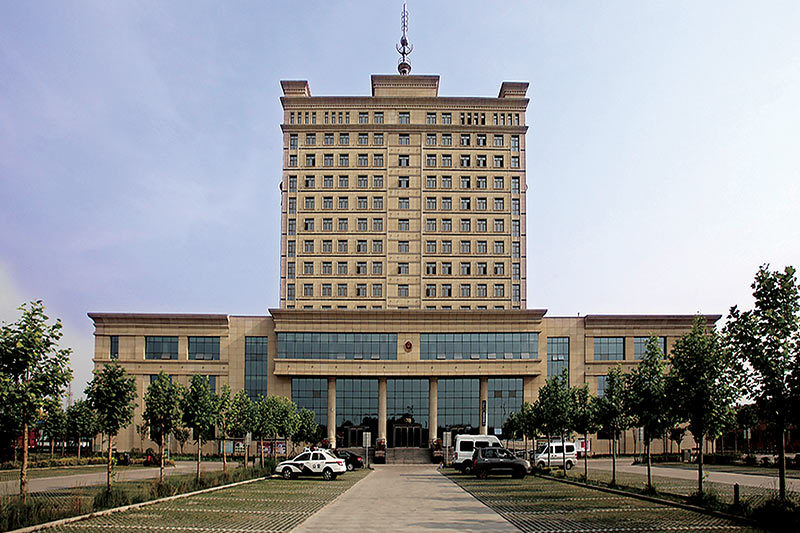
[537,462,545,469]
[463,463,473,475]
[282,467,293,480]
[322,468,334,481]
[565,461,574,471]
[476,468,488,479]
[347,462,354,471]
[512,468,525,479]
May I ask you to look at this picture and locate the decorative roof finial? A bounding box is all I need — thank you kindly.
[396,2,413,75]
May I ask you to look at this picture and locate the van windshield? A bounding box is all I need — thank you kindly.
[536,443,548,454]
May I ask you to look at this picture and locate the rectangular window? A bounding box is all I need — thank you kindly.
[339,133,349,145]
[399,112,410,124]
[398,241,409,253]
[477,262,488,275]
[288,175,297,192]
[493,155,504,168]
[372,283,383,297]
[425,262,436,275]
[356,261,367,274]
[304,240,314,253]
[398,176,409,188]
[494,284,505,297]
[109,336,119,359]
[494,198,504,211]
[476,134,487,146]
[324,154,334,167]
[398,262,409,274]
[398,284,409,297]
[460,219,471,232]
[441,284,452,297]
[287,240,296,257]
[441,154,452,167]
[425,284,436,297]
[426,154,437,167]
[476,283,488,297]
[146,336,179,360]
[494,262,505,275]
[357,240,367,253]
[493,134,504,147]
[322,284,332,297]
[476,155,487,167]
[359,112,369,124]
[305,154,315,167]
[338,284,348,296]
[460,262,471,275]
[460,284,471,297]
[358,218,368,231]
[512,262,520,280]
[426,112,436,124]
[339,154,349,166]
[303,284,313,297]
[493,219,504,233]
[398,197,410,209]
[426,134,436,146]
[426,240,436,253]
[494,241,505,254]
[373,153,384,166]
[460,134,471,146]
[338,240,348,253]
[441,197,452,210]
[426,176,437,189]
[374,133,384,145]
[323,175,334,188]
[634,336,667,359]
[288,219,296,235]
[441,262,452,275]
[594,337,625,361]
[323,197,333,209]
[357,196,368,209]
[512,284,521,302]
[511,156,520,168]
[338,197,348,209]
[512,198,520,215]
[372,218,383,231]
[442,112,452,124]
[303,218,314,231]
[287,262,296,278]
[398,219,410,231]
[322,261,332,274]
[373,175,384,187]
[441,219,452,231]
[306,133,316,145]
[373,196,384,209]
[460,240,471,254]
[244,337,269,400]
[372,261,383,275]
[441,241,452,254]
[356,284,367,297]
[338,218,348,231]
[358,154,369,166]
[512,241,520,258]
[323,240,333,253]
[460,155,470,167]
[547,337,570,380]
[460,197,471,210]
[372,240,383,253]
[398,155,410,167]
[358,175,369,188]
[374,112,384,124]
[441,175,452,188]
[289,134,298,149]
[399,133,410,145]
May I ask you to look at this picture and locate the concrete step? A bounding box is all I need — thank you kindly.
[386,447,434,464]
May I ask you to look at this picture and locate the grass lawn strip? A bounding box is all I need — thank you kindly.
[38,469,369,533]
[444,470,764,532]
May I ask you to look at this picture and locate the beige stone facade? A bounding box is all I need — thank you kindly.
[279,75,528,310]
[90,310,718,454]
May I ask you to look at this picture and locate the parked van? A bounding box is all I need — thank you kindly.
[453,435,502,474]
[533,440,577,470]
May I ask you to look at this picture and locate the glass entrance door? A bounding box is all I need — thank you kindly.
[392,424,422,448]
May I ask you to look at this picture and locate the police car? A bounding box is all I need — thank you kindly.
[275,449,346,480]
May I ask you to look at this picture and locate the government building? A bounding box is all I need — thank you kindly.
[90,17,716,455]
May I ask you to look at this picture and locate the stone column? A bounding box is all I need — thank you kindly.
[327,378,337,448]
[428,378,438,443]
[378,377,387,441]
[479,377,489,435]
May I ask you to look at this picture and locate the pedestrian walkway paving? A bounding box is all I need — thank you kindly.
[295,465,518,532]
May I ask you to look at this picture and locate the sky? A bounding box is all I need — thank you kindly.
[1,1,799,396]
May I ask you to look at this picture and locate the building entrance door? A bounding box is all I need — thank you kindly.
[392,423,422,448]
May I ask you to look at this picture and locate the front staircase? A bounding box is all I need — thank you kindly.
[386,447,432,464]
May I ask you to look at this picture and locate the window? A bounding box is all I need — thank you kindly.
[460,262,471,275]
[110,336,119,359]
[305,154,315,167]
[372,240,383,253]
[373,196,384,209]
[512,263,520,280]
[494,262,505,275]
[306,133,316,145]
[441,284,452,297]
[398,284,409,297]
[357,133,369,146]
[288,175,297,192]
[511,156,520,168]
[322,261,332,274]
[289,113,295,125]
[339,154,349,166]
[441,134,452,147]
[373,153,384,166]
[304,240,314,253]
[493,155,504,168]
[337,218,348,231]
[359,112,369,124]
[357,175,369,188]
[339,133,349,145]
[426,176,437,189]
[323,240,333,253]
[441,241,452,254]
[426,112,436,125]
[426,240,436,253]
[460,134,470,146]
[425,284,436,297]
[399,112,410,124]
[373,175,384,187]
[493,134,504,147]
[511,176,520,194]
[289,134,298,149]
[494,284,505,297]
[476,134,486,146]
[476,240,487,254]
[547,337,570,380]
[286,284,295,301]
[338,284,348,296]
[357,218,368,231]
[398,155,410,167]
[288,197,296,213]
[476,155,487,167]
[358,154,369,166]
[512,284,521,302]
[372,284,383,297]
[426,154,437,167]
[441,219,452,232]
[374,112,384,124]
[425,262,437,275]
[323,175,334,188]
[441,176,452,188]
[460,176,470,189]
[338,197,349,209]
[303,284,313,297]
[426,134,436,146]
[398,197,410,209]
[494,219,505,233]
[475,198,486,211]
[372,218,383,231]
[512,241,520,258]
[594,337,625,361]
[304,218,314,231]
[460,155,471,167]
[634,337,667,359]
[441,154,452,167]
[511,220,519,236]
[287,262,296,278]
[399,133,410,145]
[356,261,367,274]
[288,219,296,235]
[398,241,409,253]
[441,197,452,210]
[356,284,367,297]
[494,241,505,254]
[442,113,452,124]
[398,262,409,274]
[398,219,410,231]
[338,240,348,253]
[287,240,296,257]
[441,262,452,275]
[323,154,334,167]
[323,197,333,209]
[398,176,409,188]
[374,133,384,145]
[324,133,334,145]
[372,261,383,275]
[475,177,486,190]
[322,284,332,297]
[476,283,487,297]
[460,240,471,254]
[460,284,471,297]
[494,198,504,211]
[460,219,471,232]
[476,219,487,232]
[357,240,367,253]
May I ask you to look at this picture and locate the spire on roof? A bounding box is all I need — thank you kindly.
[396,2,413,75]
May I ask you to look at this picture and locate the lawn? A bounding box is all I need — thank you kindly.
[445,470,763,532]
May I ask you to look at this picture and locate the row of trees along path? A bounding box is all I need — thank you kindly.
[1,300,319,500]
[505,264,799,502]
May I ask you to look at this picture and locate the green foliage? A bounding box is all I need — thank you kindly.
[625,336,671,443]
[229,390,255,439]
[501,411,522,440]
[292,408,319,445]
[66,400,98,445]
[93,486,131,510]
[181,375,217,443]
[596,365,632,440]
[87,363,136,439]
[735,403,759,431]
[252,396,278,443]
[272,396,299,442]
[516,401,541,441]
[40,397,67,453]
[571,383,599,437]
[142,373,181,450]
[536,370,572,439]
[214,384,233,441]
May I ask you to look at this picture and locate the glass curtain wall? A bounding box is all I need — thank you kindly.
[488,378,523,437]
[244,337,268,400]
[437,378,480,440]
[336,379,378,447]
[387,379,429,447]
[292,378,328,439]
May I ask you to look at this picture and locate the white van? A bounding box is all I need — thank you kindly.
[533,440,576,470]
[453,435,502,474]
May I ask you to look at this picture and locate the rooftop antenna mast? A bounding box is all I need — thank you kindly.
[396,2,413,75]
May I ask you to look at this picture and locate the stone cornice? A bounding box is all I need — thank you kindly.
[273,358,543,378]
[583,314,721,329]
[280,96,530,111]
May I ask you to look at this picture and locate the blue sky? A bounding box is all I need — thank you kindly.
[1,1,799,395]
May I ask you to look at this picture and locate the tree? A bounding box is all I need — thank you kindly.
[668,316,741,496]
[736,403,759,453]
[625,336,671,491]
[596,365,631,486]
[517,401,541,459]
[273,397,299,457]
[571,383,599,481]
[0,300,72,499]
[214,384,233,472]
[536,370,572,468]
[66,399,98,461]
[725,265,799,501]
[142,373,181,483]
[292,408,319,449]
[86,363,137,491]
[252,396,277,468]
[181,375,217,481]
[40,397,67,459]
[229,390,255,469]
[172,426,190,455]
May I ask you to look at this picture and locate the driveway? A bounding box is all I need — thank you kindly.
[295,465,518,532]
[0,461,229,495]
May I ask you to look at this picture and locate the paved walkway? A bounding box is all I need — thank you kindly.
[0,461,228,496]
[590,458,800,491]
[295,465,518,532]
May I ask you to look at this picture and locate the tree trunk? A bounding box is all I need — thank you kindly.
[196,438,202,481]
[61,438,65,457]
[584,432,589,481]
[546,433,551,467]
[611,436,617,486]
[50,439,55,460]
[107,434,113,492]
[159,439,165,484]
[562,434,567,470]
[778,427,787,501]
[222,438,227,473]
[260,439,264,469]
[20,420,28,501]
[77,437,81,460]
[646,439,652,491]
[697,435,704,495]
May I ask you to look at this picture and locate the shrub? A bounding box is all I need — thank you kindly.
[744,454,757,466]
[760,457,773,467]
[752,498,800,531]
[688,489,724,510]
[93,487,131,510]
